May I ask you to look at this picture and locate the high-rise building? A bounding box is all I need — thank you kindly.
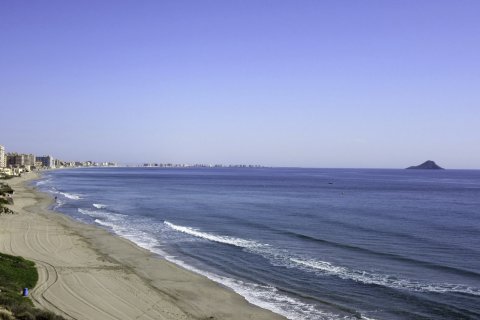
[6,153,25,167]
[36,155,55,168]
[24,154,36,167]
[0,145,5,168]
[5,153,36,168]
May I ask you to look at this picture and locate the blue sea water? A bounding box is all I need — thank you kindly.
[35,167,480,319]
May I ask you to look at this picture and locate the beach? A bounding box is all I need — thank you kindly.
[0,172,285,320]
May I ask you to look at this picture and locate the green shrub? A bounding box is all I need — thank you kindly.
[0,253,66,320]
[0,185,13,196]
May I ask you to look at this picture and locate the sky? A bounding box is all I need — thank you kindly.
[1,1,479,168]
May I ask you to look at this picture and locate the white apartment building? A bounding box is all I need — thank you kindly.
[0,145,5,168]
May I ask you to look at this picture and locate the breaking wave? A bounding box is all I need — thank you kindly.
[78,208,125,221]
[289,258,480,296]
[162,255,362,320]
[164,221,480,297]
[57,191,81,200]
[164,221,267,249]
[35,179,51,186]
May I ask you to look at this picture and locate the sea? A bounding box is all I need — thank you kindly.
[34,167,480,320]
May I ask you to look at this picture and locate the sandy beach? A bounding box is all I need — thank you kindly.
[0,172,285,320]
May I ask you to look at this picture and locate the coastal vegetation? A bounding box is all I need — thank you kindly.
[0,183,63,319]
[0,252,65,320]
[0,183,14,215]
[0,184,13,196]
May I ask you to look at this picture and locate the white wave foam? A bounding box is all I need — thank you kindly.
[94,219,116,229]
[78,208,125,221]
[57,191,81,200]
[35,179,51,186]
[162,255,349,320]
[93,219,167,258]
[290,258,480,296]
[93,203,107,209]
[164,221,267,249]
[164,221,480,297]
[53,199,65,210]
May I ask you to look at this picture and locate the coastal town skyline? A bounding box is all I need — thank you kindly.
[0,143,465,171]
[0,143,118,176]
[2,1,480,169]
[0,143,265,173]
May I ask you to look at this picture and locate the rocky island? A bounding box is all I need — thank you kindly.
[406,160,444,170]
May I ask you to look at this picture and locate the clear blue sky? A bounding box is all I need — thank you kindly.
[1,1,479,168]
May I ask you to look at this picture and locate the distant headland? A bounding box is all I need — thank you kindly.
[406,160,444,170]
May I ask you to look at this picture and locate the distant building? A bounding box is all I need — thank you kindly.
[0,145,5,168]
[6,153,25,167]
[36,155,55,168]
[24,154,36,167]
[5,153,36,169]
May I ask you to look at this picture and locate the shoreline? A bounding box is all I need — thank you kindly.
[0,172,285,320]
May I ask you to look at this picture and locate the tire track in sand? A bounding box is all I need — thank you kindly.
[18,212,77,319]
[29,259,78,320]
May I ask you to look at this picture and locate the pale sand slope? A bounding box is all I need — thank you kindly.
[0,173,285,320]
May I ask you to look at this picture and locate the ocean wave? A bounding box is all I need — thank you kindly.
[162,254,360,320]
[94,219,116,229]
[35,179,51,186]
[57,191,82,200]
[164,221,268,249]
[78,208,126,221]
[93,219,166,257]
[53,199,66,210]
[283,230,480,278]
[102,220,351,319]
[289,258,480,296]
[164,221,480,297]
[93,203,107,209]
